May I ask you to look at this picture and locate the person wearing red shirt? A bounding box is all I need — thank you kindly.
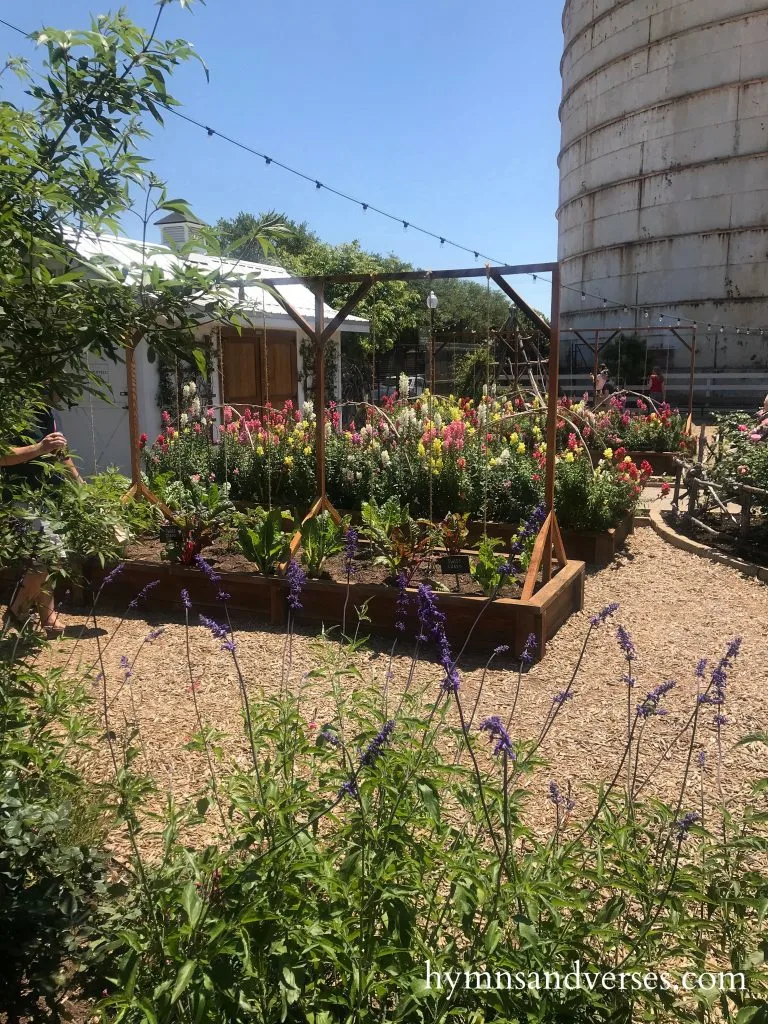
[648,366,665,407]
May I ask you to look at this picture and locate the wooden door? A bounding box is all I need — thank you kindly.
[220,328,262,410]
[265,330,298,408]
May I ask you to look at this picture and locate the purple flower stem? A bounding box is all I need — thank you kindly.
[182,605,229,834]
[457,646,507,763]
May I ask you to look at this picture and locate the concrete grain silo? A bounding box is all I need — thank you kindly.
[558,0,768,383]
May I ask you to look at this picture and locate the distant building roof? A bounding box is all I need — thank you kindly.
[154,211,205,226]
[64,228,368,331]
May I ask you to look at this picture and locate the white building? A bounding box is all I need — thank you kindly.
[57,219,367,477]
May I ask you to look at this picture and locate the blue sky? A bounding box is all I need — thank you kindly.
[2,0,563,310]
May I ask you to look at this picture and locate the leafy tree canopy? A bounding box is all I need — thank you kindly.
[0,2,245,440]
[214,210,545,354]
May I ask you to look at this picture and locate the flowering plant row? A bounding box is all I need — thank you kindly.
[710,411,768,501]
[142,385,653,533]
[558,393,695,455]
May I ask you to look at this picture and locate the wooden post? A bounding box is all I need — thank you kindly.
[542,263,562,584]
[740,489,752,543]
[122,331,173,517]
[593,330,600,406]
[126,339,142,490]
[313,286,325,501]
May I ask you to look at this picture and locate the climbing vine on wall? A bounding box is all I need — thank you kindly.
[155,338,215,416]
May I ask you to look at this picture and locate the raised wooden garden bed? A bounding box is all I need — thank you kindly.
[86,556,585,663]
[465,510,635,567]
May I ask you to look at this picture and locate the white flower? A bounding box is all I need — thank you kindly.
[483,384,488,398]
[302,400,315,421]
[345,469,354,481]
[381,450,390,467]
[433,412,442,431]
[180,412,188,427]
[182,383,190,399]
[190,396,201,416]
[187,380,197,396]
[200,416,207,427]
[355,471,362,481]
[399,372,410,399]
[478,404,488,426]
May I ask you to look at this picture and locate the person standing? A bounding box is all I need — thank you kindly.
[1,406,82,637]
[648,366,665,407]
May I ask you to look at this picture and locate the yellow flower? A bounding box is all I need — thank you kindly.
[517,443,526,455]
[623,455,631,463]
[603,447,614,460]
[287,435,295,446]
[532,425,542,439]
[489,457,498,468]
[256,446,264,456]
[432,437,442,454]
[417,442,426,458]
[433,458,443,474]
[303,446,312,456]
[284,455,294,467]
[564,451,575,463]
[509,431,519,444]
[492,412,501,423]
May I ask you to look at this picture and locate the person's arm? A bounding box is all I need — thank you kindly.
[62,454,84,484]
[0,432,67,468]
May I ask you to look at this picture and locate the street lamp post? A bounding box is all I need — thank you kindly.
[427,290,439,393]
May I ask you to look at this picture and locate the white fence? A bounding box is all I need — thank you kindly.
[558,371,768,408]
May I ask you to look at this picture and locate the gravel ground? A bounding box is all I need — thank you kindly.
[37,525,768,840]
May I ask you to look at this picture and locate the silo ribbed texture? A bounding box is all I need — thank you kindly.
[558,0,768,368]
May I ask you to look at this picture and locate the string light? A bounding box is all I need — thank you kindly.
[2,11,766,338]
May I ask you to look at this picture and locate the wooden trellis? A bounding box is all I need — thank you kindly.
[259,261,569,591]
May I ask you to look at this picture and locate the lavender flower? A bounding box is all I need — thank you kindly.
[286,559,306,611]
[102,562,125,587]
[119,654,132,680]
[199,614,231,640]
[548,780,575,811]
[216,590,231,602]
[180,589,192,610]
[509,503,547,565]
[340,779,359,800]
[317,725,341,748]
[636,679,676,719]
[552,690,574,707]
[695,658,708,679]
[195,554,221,584]
[416,585,459,693]
[520,632,537,666]
[713,713,729,727]
[343,528,359,577]
[616,624,636,661]
[129,579,159,609]
[144,627,165,643]
[492,644,510,657]
[394,571,409,632]
[590,602,619,627]
[359,720,395,767]
[220,637,237,654]
[674,811,700,839]
[479,715,515,757]
[697,750,706,768]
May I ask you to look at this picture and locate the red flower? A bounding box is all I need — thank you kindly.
[139,433,148,449]
[660,482,671,496]
[640,460,653,477]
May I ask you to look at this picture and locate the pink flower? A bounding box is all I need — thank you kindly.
[194,422,202,434]
[738,424,748,433]
[738,465,749,475]
[660,482,671,496]
[232,467,239,475]
[223,406,233,424]
[161,410,171,425]
[191,473,201,483]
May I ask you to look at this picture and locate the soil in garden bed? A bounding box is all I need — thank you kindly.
[662,509,768,568]
[125,538,521,598]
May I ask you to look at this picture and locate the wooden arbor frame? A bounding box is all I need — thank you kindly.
[564,325,698,427]
[260,261,567,596]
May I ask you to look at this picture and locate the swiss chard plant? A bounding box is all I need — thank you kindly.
[299,510,346,578]
[237,509,293,576]
[469,535,512,596]
[360,497,437,583]
[161,480,234,565]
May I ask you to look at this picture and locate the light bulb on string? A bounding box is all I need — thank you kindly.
[720,326,725,334]
[623,306,629,314]
[643,310,649,319]
[707,324,712,332]
[581,291,586,302]
[658,314,664,323]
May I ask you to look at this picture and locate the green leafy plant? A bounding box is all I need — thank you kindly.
[237,509,293,576]
[299,510,345,578]
[361,497,437,582]
[161,480,234,565]
[438,511,469,554]
[470,535,510,596]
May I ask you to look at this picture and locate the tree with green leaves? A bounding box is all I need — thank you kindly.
[0,2,246,443]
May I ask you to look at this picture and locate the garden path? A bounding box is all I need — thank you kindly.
[46,526,767,843]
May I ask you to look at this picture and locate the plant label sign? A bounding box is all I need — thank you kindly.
[159,523,181,543]
[439,554,471,575]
